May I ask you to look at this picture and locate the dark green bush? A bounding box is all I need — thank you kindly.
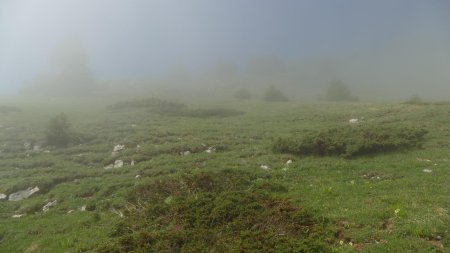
[45,113,71,148]
[101,170,333,252]
[325,80,358,102]
[182,108,244,118]
[108,98,244,118]
[264,86,288,102]
[273,125,427,158]
[403,95,427,105]
[108,98,187,116]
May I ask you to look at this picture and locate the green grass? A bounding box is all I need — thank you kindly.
[0,98,448,252]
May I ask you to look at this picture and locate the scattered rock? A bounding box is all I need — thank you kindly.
[114,160,124,168]
[131,160,135,166]
[112,208,124,218]
[8,186,40,201]
[80,205,87,211]
[42,200,57,212]
[0,193,6,200]
[135,175,141,179]
[112,144,125,156]
[181,151,191,156]
[417,158,432,162]
[32,145,41,152]
[12,214,25,218]
[104,164,114,170]
[205,146,216,153]
[349,118,359,124]
[286,160,293,165]
[260,164,270,171]
[423,169,432,173]
[113,144,125,152]
[23,141,31,150]
[67,210,75,214]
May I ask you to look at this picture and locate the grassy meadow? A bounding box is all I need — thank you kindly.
[0,97,448,252]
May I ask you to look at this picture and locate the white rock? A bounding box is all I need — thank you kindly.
[12,214,25,218]
[181,151,191,156]
[113,144,125,152]
[260,165,270,171]
[423,169,432,173]
[67,210,75,214]
[8,186,40,201]
[0,194,6,200]
[114,160,124,168]
[349,118,359,124]
[135,175,141,179]
[286,160,293,165]
[42,200,57,212]
[104,164,114,170]
[131,160,135,166]
[80,205,87,211]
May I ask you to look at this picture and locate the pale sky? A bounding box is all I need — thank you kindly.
[0,0,449,95]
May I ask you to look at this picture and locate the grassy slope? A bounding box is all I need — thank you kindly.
[0,99,448,252]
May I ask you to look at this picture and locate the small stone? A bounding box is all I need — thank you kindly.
[0,194,6,200]
[423,169,432,173]
[80,205,87,211]
[286,160,293,165]
[260,165,270,171]
[104,164,114,170]
[113,144,125,152]
[42,200,57,212]
[8,186,40,201]
[349,118,359,124]
[135,175,141,179]
[114,160,124,168]
[12,214,25,218]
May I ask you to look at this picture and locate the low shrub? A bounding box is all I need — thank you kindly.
[108,98,244,118]
[325,80,358,102]
[108,98,187,115]
[45,113,71,148]
[403,95,427,105]
[100,170,334,252]
[182,108,244,118]
[273,125,427,158]
[264,86,288,102]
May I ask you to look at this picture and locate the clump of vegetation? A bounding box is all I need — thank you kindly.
[234,88,252,100]
[403,95,427,105]
[263,86,288,102]
[182,108,244,118]
[107,98,187,114]
[100,170,333,252]
[273,125,427,158]
[45,113,72,148]
[325,80,358,102]
[108,98,244,118]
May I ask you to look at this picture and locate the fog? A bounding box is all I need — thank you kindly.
[1,0,449,101]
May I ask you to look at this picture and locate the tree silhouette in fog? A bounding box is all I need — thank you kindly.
[22,39,96,96]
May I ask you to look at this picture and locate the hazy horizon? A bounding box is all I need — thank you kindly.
[1,0,449,100]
